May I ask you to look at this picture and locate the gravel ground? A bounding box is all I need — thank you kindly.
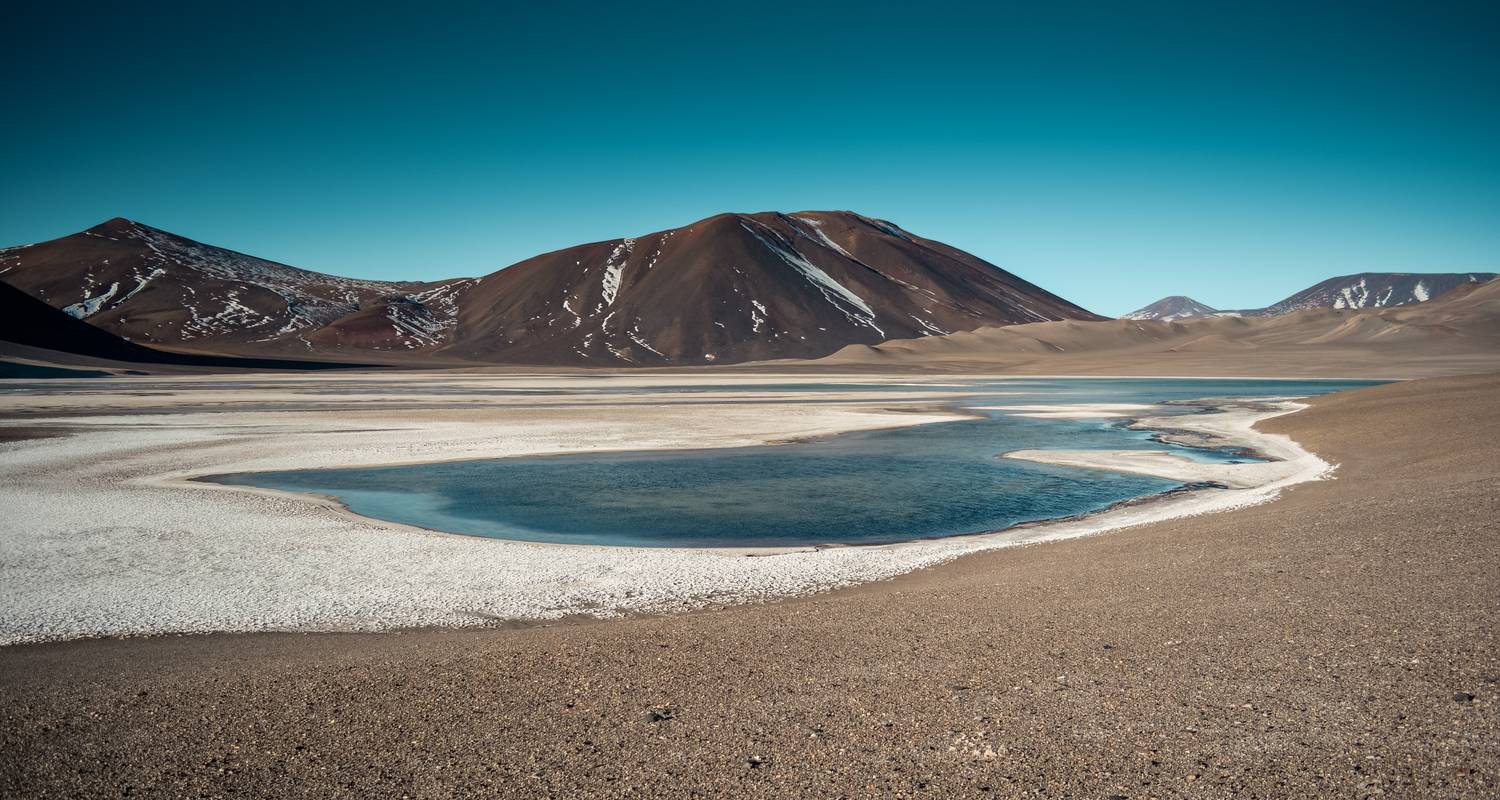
[1,373,1496,798]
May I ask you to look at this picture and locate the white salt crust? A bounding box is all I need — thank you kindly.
[0,374,1327,644]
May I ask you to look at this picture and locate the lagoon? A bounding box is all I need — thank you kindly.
[208,378,1377,547]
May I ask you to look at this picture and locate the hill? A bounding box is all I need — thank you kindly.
[0,280,362,373]
[0,213,1100,366]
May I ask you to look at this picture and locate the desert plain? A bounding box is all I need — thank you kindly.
[0,365,1495,797]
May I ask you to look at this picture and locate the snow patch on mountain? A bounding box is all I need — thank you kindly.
[63,283,120,318]
[795,216,852,257]
[183,289,275,338]
[121,267,166,301]
[750,300,768,333]
[911,314,947,335]
[1333,278,1370,309]
[855,214,914,242]
[741,220,882,335]
[600,239,634,307]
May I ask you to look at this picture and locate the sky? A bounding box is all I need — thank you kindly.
[3,1,1498,316]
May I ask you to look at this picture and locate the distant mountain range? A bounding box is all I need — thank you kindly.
[823,275,1500,376]
[0,213,1100,366]
[1253,272,1496,315]
[5,216,1494,372]
[1123,272,1496,320]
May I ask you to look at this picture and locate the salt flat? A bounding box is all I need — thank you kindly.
[1,372,1326,644]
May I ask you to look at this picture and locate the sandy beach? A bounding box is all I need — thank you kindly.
[1,372,1496,797]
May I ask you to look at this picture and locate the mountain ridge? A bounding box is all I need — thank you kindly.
[1250,271,1494,315]
[0,211,1101,365]
[817,274,1500,377]
[1123,272,1496,320]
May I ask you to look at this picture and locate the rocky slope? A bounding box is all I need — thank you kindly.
[0,218,471,355]
[447,211,1100,364]
[1,212,1100,365]
[1249,272,1495,315]
[1124,273,1496,322]
[0,280,358,371]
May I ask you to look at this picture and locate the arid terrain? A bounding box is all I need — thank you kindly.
[6,0,1496,796]
[813,275,1500,378]
[0,372,1496,797]
[6,213,1495,374]
[3,237,1499,797]
[3,214,1498,799]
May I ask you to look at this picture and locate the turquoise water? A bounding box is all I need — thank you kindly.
[209,378,1379,548]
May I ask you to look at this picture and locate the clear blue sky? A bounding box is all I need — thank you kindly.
[3,1,1497,315]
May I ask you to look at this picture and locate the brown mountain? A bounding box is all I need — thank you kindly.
[447,211,1100,364]
[0,217,471,357]
[1124,273,1497,322]
[0,212,1100,365]
[1245,272,1496,315]
[0,280,361,372]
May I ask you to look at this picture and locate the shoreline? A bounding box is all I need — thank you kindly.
[1002,401,1323,490]
[5,374,1493,797]
[190,400,1301,555]
[0,376,1339,645]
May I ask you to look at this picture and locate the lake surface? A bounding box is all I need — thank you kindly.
[209,378,1379,547]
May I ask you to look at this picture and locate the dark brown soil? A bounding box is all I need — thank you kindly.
[0,427,75,443]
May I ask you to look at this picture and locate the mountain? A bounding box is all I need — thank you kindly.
[815,275,1500,378]
[0,217,472,355]
[0,212,1101,365]
[1120,296,1218,321]
[0,279,187,364]
[0,280,359,371]
[1245,272,1496,315]
[446,211,1100,364]
[1120,273,1495,322]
